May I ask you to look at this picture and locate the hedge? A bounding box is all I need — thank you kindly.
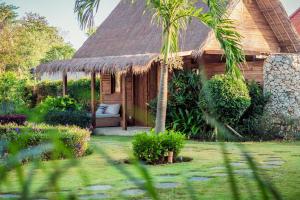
[0,123,91,159]
[44,110,91,128]
[0,115,27,125]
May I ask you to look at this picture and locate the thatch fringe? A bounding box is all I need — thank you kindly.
[36,54,158,75]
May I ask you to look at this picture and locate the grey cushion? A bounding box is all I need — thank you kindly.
[96,113,120,118]
[105,104,121,115]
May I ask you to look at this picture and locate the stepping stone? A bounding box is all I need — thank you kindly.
[79,193,108,200]
[157,173,179,179]
[121,189,146,196]
[85,185,112,191]
[214,173,227,177]
[189,176,212,182]
[210,166,225,170]
[263,160,285,166]
[124,179,145,185]
[0,194,19,199]
[234,169,253,175]
[155,182,180,189]
[260,165,280,169]
[230,162,245,167]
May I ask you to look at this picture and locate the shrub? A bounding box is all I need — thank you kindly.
[132,130,185,164]
[149,71,208,138]
[236,81,270,139]
[200,74,251,126]
[0,114,27,125]
[44,110,91,128]
[0,123,91,159]
[37,96,82,113]
[160,130,185,157]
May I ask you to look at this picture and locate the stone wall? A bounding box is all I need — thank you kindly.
[264,53,300,134]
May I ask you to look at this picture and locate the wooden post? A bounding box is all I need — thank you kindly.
[122,74,127,130]
[91,71,96,129]
[62,72,67,96]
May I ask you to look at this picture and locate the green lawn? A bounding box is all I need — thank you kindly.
[1,136,300,200]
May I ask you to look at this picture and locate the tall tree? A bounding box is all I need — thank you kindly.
[0,12,65,74]
[40,44,75,64]
[74,0,245,133]
[0,3,17,32]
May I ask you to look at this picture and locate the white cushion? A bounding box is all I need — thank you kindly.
[105,104,121,115]
[96,104,108,114]
[96,113,120,118]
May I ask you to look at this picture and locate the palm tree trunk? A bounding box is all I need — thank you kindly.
[155,27,171,133]
[155,62,169,133]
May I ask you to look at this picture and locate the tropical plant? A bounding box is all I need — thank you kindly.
[149,70,209,138]
[236,81,270,139]
[24,78,100,109]
[37,96,82,113]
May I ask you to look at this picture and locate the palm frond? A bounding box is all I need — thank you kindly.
[197,0,245,79]
[74,0,101,30]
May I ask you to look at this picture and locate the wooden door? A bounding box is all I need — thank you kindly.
[133,65,158,127]
[134,73,148,126]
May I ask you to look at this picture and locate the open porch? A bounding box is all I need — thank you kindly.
[36,54,160,130]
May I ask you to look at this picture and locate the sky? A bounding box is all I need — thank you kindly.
[3,0,300,50]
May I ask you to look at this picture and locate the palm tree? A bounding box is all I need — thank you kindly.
[74,0,245,133]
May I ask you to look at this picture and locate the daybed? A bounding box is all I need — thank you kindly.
[95,104,121,127]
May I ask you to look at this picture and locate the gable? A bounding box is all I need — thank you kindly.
[204,0,281,54]
[290,9,300,36]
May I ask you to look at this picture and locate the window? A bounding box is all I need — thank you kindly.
[111,72,121,93]
[102,73,121,95]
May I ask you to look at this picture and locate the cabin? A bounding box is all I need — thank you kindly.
[290,8,300,36]
[36,0,300,129]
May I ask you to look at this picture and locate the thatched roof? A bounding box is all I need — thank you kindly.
[36,53,158,75]
[37,0,300,75]
[256,0,300,53]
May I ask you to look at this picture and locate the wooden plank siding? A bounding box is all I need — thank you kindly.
[204,0,281,53]
[203,60,264,84]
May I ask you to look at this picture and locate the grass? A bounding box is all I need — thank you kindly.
[1,136,300,199]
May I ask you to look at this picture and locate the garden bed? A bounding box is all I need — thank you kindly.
[0,123,91,159]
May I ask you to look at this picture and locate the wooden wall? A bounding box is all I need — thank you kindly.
[101,73,134,125]
[203,60,264,84]
[204,0,281,53]
[100,63,158,127]
[100,54,265,127]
